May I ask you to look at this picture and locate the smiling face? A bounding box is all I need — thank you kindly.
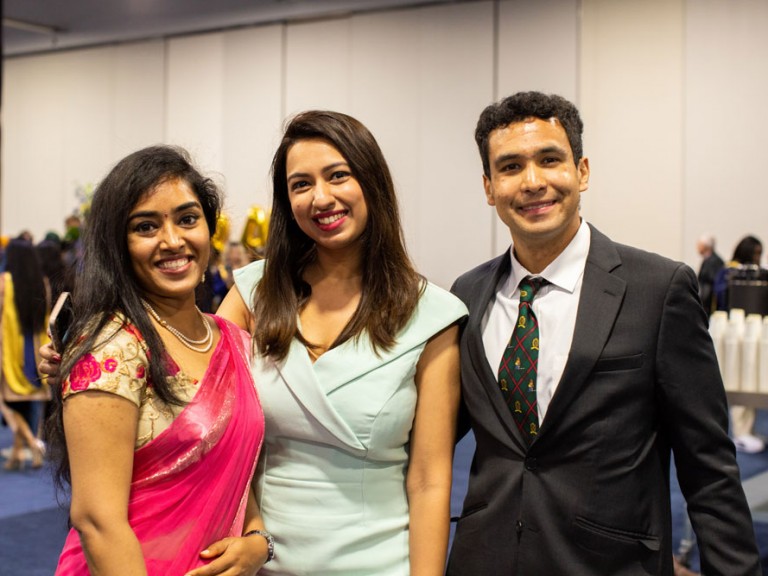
[285,138,369,255]
[127,177,210,305]
[484,117,590,264]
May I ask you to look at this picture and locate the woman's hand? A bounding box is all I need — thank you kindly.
[184,535,268,576]
[38,342,62,386]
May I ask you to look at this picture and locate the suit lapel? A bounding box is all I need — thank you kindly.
[464,252,528,448]
[540,226,626,433]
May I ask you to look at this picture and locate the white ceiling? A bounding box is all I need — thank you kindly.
[2,0,455,57]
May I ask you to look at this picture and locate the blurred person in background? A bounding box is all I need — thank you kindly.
[16,230,34,244]
[196,248,229,313]
[35,235,69,428]
[713,235,766,453]
[713,235,762,311]
[0,238,50,470]
[61,214,83,296]
[695,234,723,315]
[225,241,250,269]
[36,235,68,308]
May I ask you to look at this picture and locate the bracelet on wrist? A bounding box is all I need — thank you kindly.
[243,529,275,563]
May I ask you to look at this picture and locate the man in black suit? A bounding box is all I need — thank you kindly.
[446,92,759,576]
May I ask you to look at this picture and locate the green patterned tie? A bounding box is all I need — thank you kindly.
[498,276,545,445]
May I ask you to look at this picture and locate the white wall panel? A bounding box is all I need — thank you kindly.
[221,25,284,239]
[2,41,165,241]
[581,0,685,260]
[3,55,68,239]
[166,34,226,180]
[351,3,495,288]
[283,3,495,288]
[11,0,768,281]
[284,18,353,115]
[493,0,580,255]
[685,0,768,268]
[346,9,423,272]
[167,27,284,242]
[497,0,580,101]
[53,50,112,218]
[111,41,166,161]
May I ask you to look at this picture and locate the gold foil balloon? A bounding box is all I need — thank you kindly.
[241,205,270,255]
[211,214,231,254]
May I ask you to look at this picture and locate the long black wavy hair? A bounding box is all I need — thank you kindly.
[5,238,48,335]
[47,145,221,490]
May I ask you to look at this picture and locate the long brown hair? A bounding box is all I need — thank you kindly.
[253,110,422,361]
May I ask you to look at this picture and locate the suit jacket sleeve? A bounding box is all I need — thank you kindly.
[451,276,473,443]
[656,264,760,575]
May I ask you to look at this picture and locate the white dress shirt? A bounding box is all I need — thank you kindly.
[482,221,591,422]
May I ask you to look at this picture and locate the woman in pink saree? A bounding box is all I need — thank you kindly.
[46,146,269,576]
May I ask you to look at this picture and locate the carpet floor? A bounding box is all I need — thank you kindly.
[2,412,766,574]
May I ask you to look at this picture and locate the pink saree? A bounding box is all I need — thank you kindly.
[55,315,264,575]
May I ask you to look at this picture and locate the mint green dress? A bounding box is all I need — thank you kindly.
[234,261,467,575]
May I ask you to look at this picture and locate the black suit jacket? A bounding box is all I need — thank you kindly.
[446,225,759,576]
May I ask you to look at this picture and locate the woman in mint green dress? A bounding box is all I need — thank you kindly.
[215,111,467,575]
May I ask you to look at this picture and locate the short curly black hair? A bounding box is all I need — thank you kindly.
[475,91,584,177]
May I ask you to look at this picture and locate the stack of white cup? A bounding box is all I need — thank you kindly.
[709,308,768,394]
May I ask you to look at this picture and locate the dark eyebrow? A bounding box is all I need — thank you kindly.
[286,171,310,181]
[287,161,349,181]
[493,153,523,168]
[538,145,568,156]
[128,201,202,221]
[323,162,349,172]
[493,145,567,168]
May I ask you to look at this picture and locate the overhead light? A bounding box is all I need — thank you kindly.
[2,18,61,36]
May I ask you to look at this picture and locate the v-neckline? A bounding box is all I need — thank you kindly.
[297,316,343,366]
[305,341,344,366]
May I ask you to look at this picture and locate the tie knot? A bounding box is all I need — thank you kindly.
[519,276,546,303]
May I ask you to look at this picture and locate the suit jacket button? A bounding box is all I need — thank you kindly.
[525,457,538,471]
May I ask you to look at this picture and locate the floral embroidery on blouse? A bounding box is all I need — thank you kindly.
[103,357,118,373]
[63,314,199,448]
[68,353,103,392]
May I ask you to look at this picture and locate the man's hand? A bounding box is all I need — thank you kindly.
[673,557,700,576]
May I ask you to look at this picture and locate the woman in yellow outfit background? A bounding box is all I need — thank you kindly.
[0,238,50,470]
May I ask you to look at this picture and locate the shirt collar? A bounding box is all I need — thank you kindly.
[503,220,591,296]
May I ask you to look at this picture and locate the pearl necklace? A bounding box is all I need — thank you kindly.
[141,299,213,353]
